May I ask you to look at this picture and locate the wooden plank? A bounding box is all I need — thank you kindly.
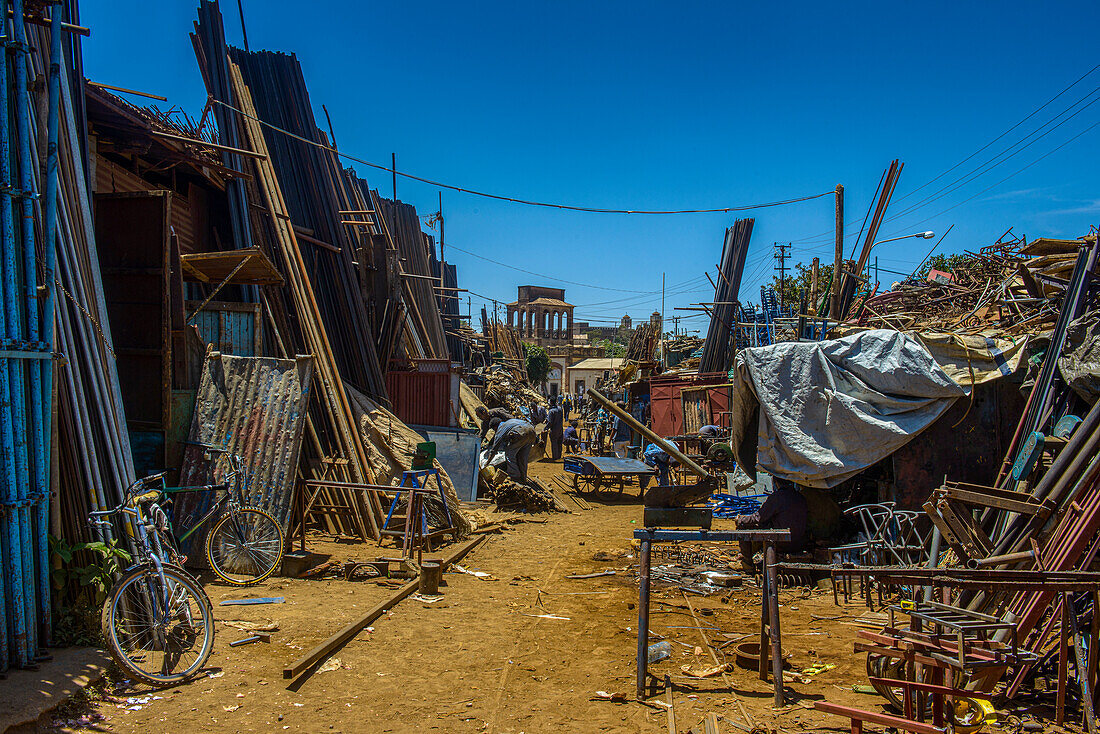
[283,535,486,680]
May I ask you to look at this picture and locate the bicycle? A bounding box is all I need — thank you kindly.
[89,476,215,687]
[168,445,285,587]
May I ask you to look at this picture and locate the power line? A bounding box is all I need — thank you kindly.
[787,62,1100,245]
[446,243,652,293]
[211,98,834,215]
[894,62,1100,203]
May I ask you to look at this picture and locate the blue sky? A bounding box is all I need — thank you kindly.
[81,1,1100,332]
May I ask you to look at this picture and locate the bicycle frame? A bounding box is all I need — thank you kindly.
[165,453,248,544]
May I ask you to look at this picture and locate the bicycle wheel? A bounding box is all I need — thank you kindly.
[205,507,285,586]
[101,565,214,687]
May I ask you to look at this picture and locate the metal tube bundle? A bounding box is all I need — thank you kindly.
[0,0,67,670]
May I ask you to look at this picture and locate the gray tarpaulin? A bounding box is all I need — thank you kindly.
[1059,310,1100,405]
[730,330,969,488]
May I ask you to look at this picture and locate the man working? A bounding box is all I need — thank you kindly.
[698,425,722,439]
[547,397,564,460]
[611,402,634,458]
[475,405,514,444]
[643,442,675,485]
[733,478,809,571]
[485,417,539,482]
[562,420,581,453]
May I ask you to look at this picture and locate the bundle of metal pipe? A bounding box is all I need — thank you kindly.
[698,218,754,374]
[223,59,384,540]
[0,3,95,672]
[226,47,388,399]
[836,160,903,317]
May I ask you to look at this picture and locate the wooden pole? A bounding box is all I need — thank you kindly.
[809,257,820,316]
[830,184,844,318]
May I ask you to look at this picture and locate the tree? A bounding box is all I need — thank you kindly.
[771,261,834,314]
[919,252,971,279]
[593,338,626,358]
[523,343,552,384]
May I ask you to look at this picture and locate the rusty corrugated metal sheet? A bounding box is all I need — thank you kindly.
[172,354,313,558]
[386,370,450,427]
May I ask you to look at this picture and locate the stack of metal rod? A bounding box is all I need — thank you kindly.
[0,3,87,672]
[698,218,754,374]
[918,238,1100,697]
[835,159,903,318]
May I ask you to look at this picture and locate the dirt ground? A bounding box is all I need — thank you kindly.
[53,460,1064,733]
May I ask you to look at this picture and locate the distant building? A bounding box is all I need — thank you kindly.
[565,357,624,397]
[506,286,575,347]
[650,311,662,330]
[621,314,632,331]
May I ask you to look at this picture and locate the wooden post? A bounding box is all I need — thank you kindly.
[809,257,819,316]
[830,184,844,318]
[636,539,652,700]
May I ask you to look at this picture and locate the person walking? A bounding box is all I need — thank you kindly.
[547,397,564,460]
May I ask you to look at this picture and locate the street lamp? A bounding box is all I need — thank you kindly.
[863,231,934,281]
[871,231,935,248]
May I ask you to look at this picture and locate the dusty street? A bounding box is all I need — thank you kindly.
[67,461,898,734]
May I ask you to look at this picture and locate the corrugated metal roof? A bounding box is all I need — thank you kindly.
[172,354,313,558]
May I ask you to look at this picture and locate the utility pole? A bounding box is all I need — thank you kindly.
[773,242,790,310]
[660,273,666,369]
[830,184,844,318]
[438,191,445,264]
[392,153,397,201]
[874,256,879,285]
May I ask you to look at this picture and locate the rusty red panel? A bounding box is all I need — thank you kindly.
[386,371,450,427]
[650,372,729,437]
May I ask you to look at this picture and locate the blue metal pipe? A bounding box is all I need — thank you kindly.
[12,0,39,659]
[0,6,28,668]
[38,1,62,646]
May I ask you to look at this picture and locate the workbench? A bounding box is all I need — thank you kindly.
[633,528,791,704]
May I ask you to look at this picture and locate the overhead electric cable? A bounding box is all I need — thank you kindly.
[210,97,833,215]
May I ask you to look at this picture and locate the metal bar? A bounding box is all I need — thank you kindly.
[636,538,651,700]
[634,528,790,543]
[765,542,784,706]
[283,535,485,680]
[590,389,707,479]
[148,129,267,158]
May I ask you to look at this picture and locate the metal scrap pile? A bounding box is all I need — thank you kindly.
[481,367,547,414]
[814,233,1100,733]
[853,232,1096,335]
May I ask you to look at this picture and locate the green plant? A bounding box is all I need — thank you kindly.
[49,535,131,646]
[523,343,553,384]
